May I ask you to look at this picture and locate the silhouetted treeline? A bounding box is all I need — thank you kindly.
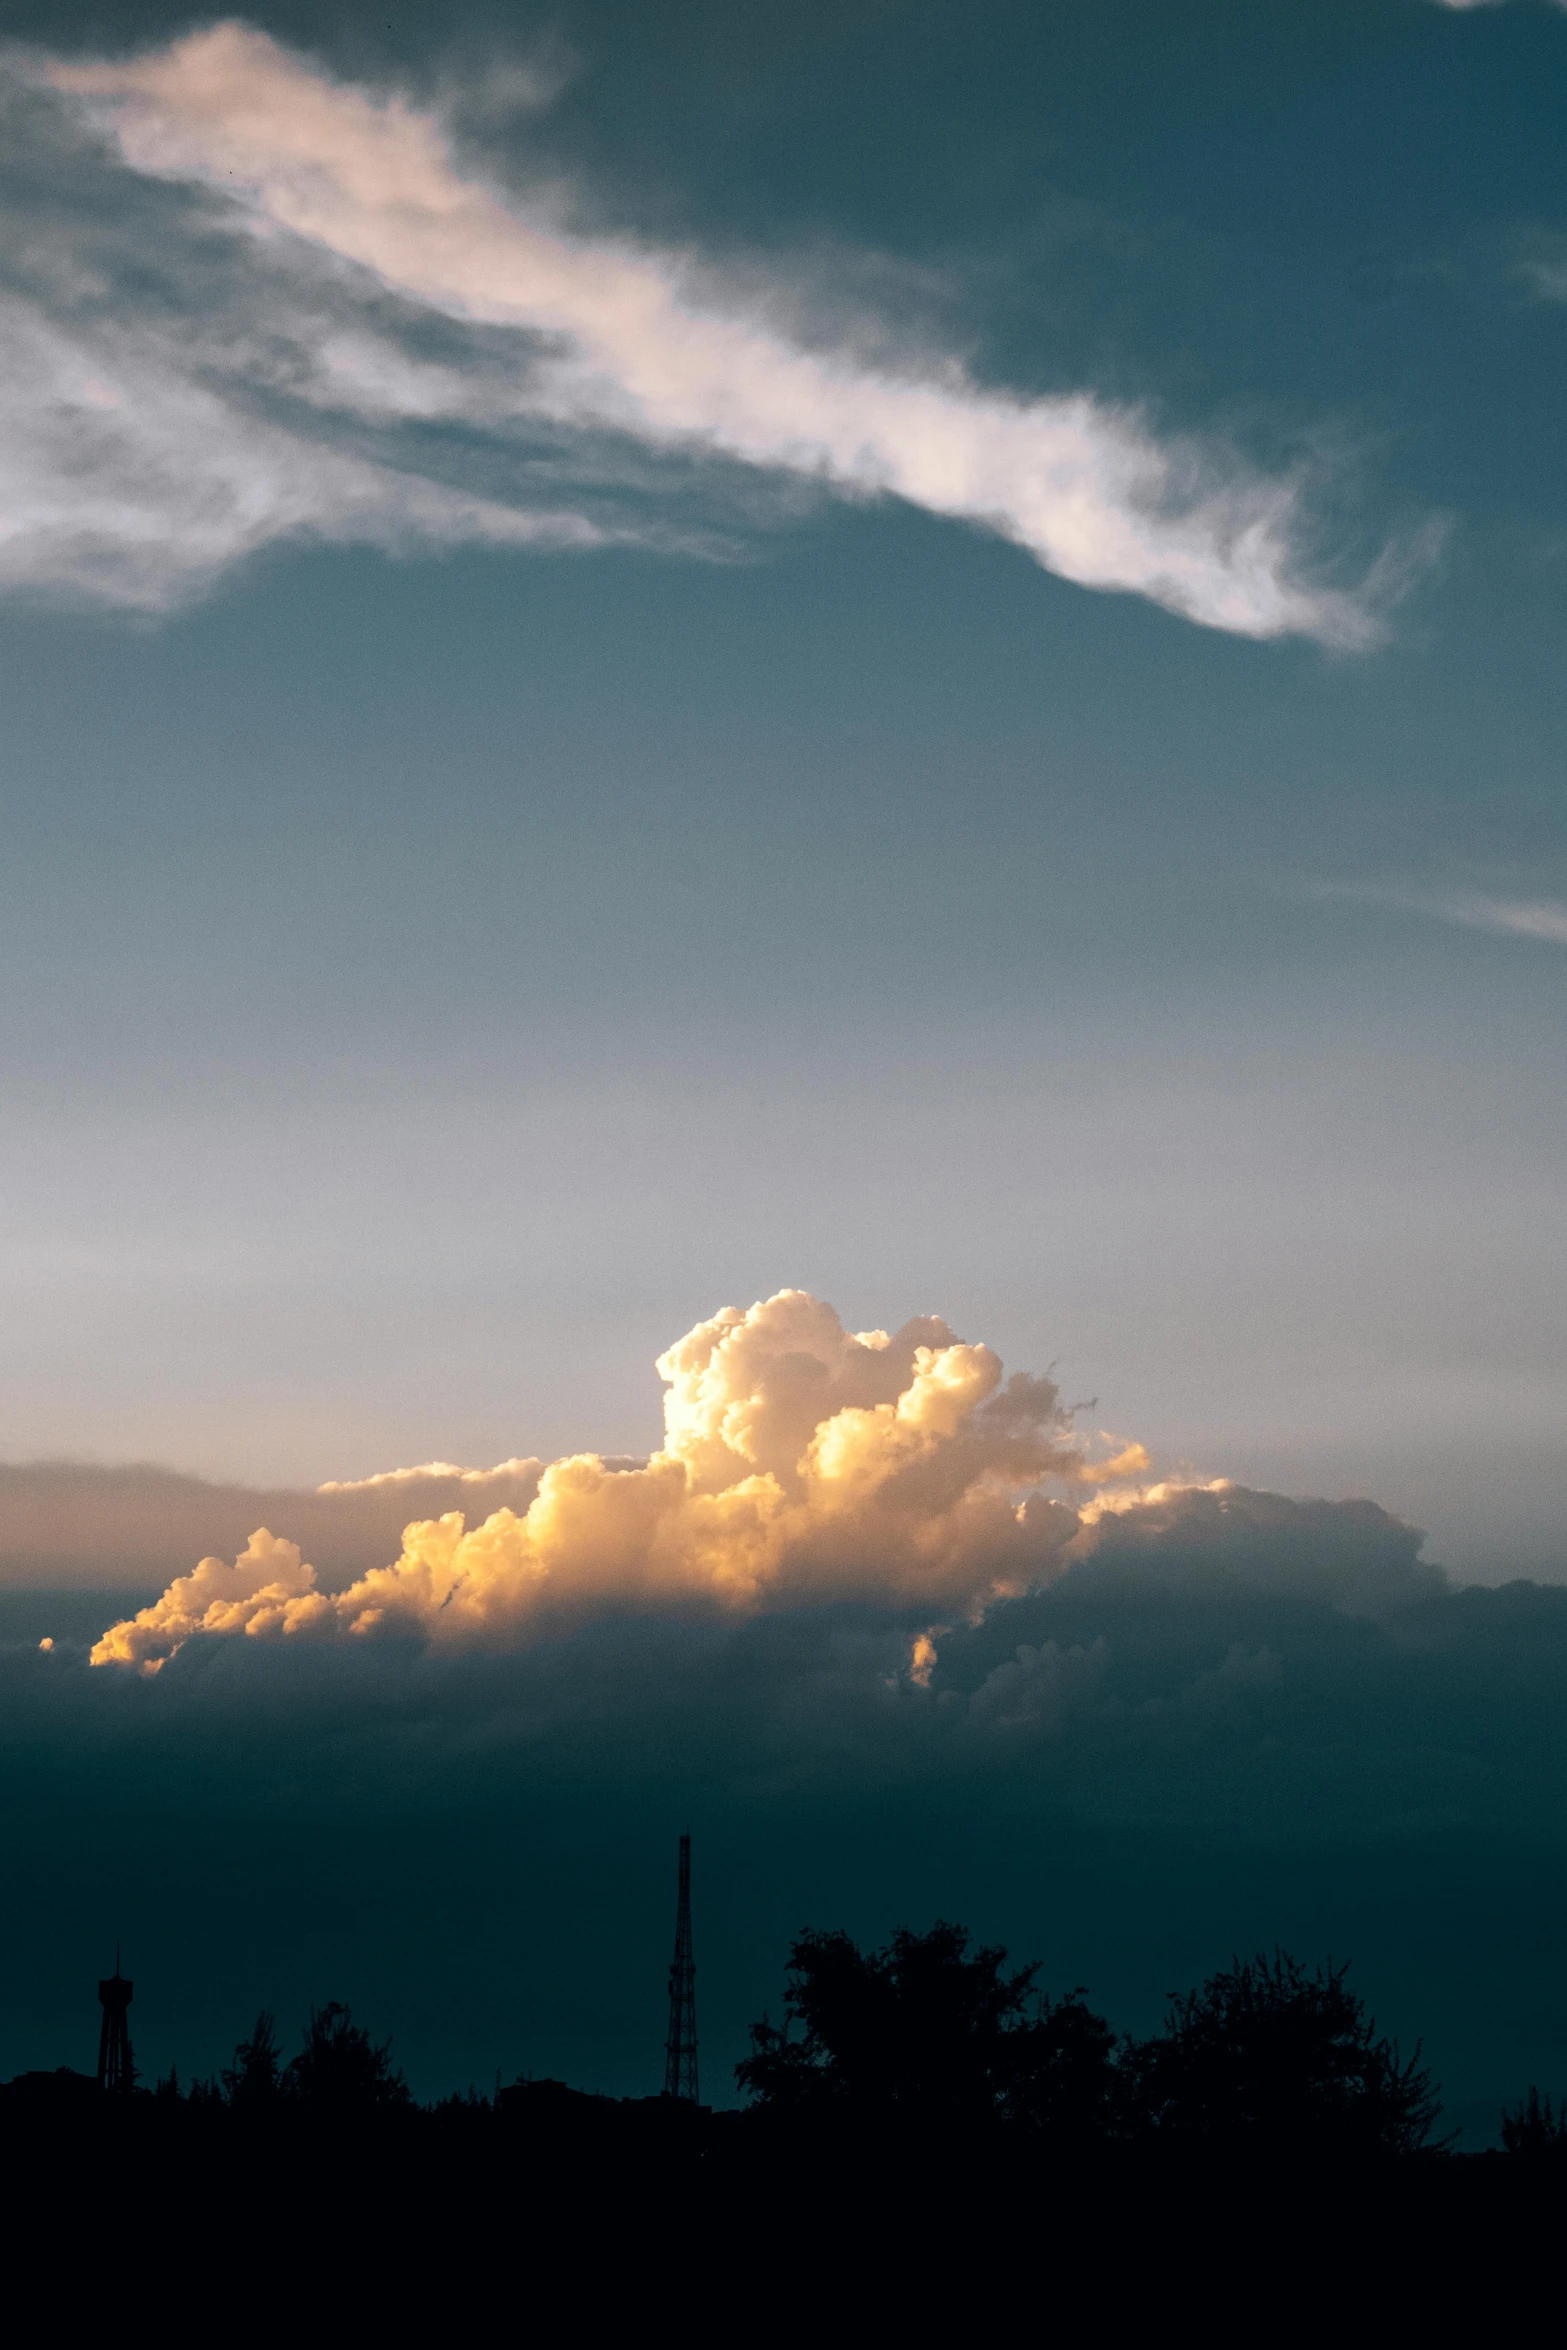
[3,1922,1562,2175]
[739,1923,1441,2156]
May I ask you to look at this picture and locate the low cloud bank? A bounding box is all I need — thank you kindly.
[1,1515,1558,2124]
[0,22,1386,638]
[0,1457,548,1593]
[85,1288,1434,1671]
[1067,1481,1444,1619]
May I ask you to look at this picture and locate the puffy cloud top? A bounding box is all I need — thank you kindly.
[88,1290,1428,1671]
[92,1292,1096,1666]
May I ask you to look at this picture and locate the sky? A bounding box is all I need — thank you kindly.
[2,0,1566,2135]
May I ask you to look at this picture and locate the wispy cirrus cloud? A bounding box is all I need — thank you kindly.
[1512,228,1567,303]
[1449,896,1567,945]
[0,49,758,610]
[1314,879,1567,948]
[0,21,1405,639]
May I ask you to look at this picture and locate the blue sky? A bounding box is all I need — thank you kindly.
[1,1,1563,1575]
[2,1,1567,2126]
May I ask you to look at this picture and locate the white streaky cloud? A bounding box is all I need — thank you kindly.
[1459,897,1567,946]
[316,1457,549,1493]
[1318,880,1567,949]
[1517,247,1567,304]
[88,1288,1434,1670]
[35,21,1380,641]
[0,290,607,609]
[0,56,826,609]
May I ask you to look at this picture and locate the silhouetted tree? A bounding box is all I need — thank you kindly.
[1005,1988,1128,2145]
[223,2012,282,2108]
[1502,2089,1567,2157]
[282,2004,411,2113]
[1125,1952,1439,2157]
[738,1921,1122,2139]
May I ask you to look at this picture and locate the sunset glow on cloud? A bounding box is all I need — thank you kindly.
[89,1288,1436,1672]
[9,0,1563,2124]
[92,1289,1148,1666]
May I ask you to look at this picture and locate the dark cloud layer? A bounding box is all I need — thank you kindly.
[7,1522,1567,2145]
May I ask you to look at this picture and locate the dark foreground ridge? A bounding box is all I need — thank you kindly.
[2,1927,1563,2316]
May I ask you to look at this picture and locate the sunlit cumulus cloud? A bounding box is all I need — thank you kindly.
[92,1291,1102,1665]
[88,1287,1433,1672]
[4,20,1386,639]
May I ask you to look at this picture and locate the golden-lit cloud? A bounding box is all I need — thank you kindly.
[92,1290,1134,1669]
[90,1527,332,1660]
[89,1291,1437,1673]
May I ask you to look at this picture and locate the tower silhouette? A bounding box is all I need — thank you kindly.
[663,1832,699,2103]
[97,1947,134,2094]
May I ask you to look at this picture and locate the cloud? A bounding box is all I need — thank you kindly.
[1315,880,1567,949]
[1453,898,1567,945]
[964,1635,1110,1735]
[0,72,802,610]
[0,1505,1556,2121]
[0,1309,1540,2123]
[0,21,1389,640]
[86,1287,1433,1672]
[1070,1480,1445,1617]
[0,1456,549,1590]
[0,281,612,611]
[90,1291,1091,1665]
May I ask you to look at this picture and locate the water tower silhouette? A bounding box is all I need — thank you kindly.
[97,1947,134,2094]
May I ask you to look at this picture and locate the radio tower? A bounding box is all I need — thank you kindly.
[663,1832,699,2103]
[97,1946,135,2095]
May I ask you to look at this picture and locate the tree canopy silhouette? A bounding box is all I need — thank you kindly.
[223,2012,281,2107]
[281,2003,410,2113]
[740,1927,1444,2157]
[1501,2089,1567,2158]
[737,1920,1121,2139]
[1126,1952,1439,2157]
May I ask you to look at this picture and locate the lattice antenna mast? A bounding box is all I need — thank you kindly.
[663,1832,699,2103]
[97,1946,135,2095]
